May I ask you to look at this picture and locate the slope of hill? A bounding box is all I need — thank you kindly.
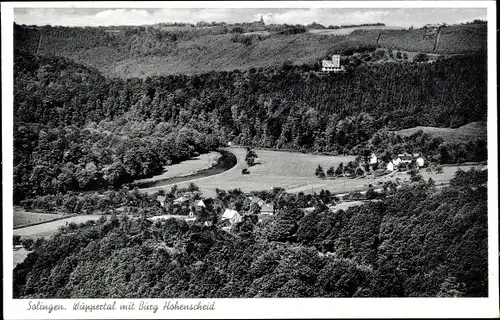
[14,23,487,78]
[394,121,487,144]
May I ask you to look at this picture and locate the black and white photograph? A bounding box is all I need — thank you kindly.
[2,1,498,319]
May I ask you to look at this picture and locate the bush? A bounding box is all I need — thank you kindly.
[231,26,244,33]
[21,238,34,250]
[366,189,378,200]
[413,53,429,62]
[241,168,250,175]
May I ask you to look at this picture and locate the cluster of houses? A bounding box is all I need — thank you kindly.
[218,196,275,229]
[370,152,426,172]
[156,192,275,230]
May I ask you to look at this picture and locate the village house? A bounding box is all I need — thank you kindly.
[173,195,190,204]
[387,160,396,172]
[370,153,378,165]
[386,153,426,171]
[249,196,265,207]
[415,154,426,167]
[221,209,242,225]
[189,199,206,217]
[260,203,275,215]
[156,195,166,207]
[398,153,413,164]
[195,199,206,208]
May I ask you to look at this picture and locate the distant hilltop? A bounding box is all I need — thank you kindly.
[14,21,487,78]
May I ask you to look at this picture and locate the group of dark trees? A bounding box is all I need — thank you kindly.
[317,161,368,179]
[13,169,487,298]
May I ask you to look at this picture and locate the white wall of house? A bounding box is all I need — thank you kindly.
[416,157,425,167]
[387,162,395,172]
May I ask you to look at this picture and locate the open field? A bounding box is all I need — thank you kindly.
[140,148,355,197]
[395,121,487,143]
[134,151,221,184]
[140,148,483,198]
[14,208,67,228]
[13,215,105,239]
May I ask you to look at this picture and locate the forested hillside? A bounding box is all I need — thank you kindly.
[13,169,488,298]
[14,49,487,201]
[14,23,486,78]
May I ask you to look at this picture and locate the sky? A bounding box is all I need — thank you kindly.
[14,8,487,28]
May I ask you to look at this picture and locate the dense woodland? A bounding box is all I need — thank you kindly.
[12,19,489,300]
[14,48,487,202]
[13,169,488,298]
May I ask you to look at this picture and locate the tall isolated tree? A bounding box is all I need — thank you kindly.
[315,165,326,178]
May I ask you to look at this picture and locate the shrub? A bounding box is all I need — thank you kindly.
[413,53,429,62]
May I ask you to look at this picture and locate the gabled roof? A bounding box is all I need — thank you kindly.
[398,153,412,160]
[174,196,189,203]
[222,209,240,219]
[249,196,263,203]
[195,199,206,207]
[261,203,274,212]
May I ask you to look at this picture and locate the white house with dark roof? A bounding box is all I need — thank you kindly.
[416,156,425,167]
[398,153,413,164]
[221,209,242,225]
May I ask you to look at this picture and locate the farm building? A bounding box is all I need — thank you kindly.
[261,203,275,215]
[321,54,345,73]
[416,156,426,167]
[221,209,242,225]
[387,161,395,172]
[195,199,206,208]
